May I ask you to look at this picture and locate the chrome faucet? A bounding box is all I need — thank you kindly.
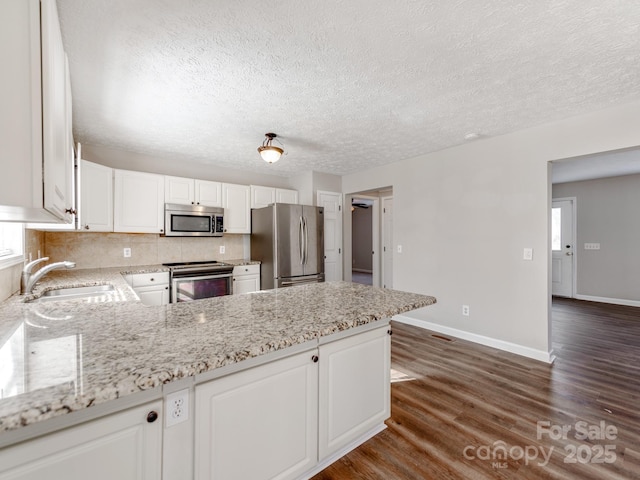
[21,257,76,295]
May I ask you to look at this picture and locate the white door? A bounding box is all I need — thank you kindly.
[551,199,574,297]
[381,197,393,289]
[317,191,343,281]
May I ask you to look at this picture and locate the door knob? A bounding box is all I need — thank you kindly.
[566,252,573,256]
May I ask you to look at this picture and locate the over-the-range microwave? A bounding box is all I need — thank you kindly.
[164,203,224,237]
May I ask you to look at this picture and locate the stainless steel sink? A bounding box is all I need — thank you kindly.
[30,284,117,302]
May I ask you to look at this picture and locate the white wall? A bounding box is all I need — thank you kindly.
[553,173,640,302]
[342,100,640,361]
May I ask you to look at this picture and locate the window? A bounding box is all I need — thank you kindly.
[0,222,24,268]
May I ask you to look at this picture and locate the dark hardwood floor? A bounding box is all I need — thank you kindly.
[312,298,640,479]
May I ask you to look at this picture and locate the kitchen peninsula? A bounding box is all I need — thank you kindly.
[0,271,435,479]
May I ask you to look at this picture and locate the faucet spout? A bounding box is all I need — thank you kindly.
[21,258,76,295]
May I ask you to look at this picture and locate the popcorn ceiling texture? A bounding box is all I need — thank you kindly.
[56,0,640,177]
[44,232,246,269]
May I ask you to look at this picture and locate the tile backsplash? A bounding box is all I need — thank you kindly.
[43,232,247,269]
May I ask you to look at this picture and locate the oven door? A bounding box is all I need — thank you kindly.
[171,273,233,302]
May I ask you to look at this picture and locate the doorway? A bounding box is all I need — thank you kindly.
[551,198,575,297]
[346,187,393,288]
[351,197,376,286]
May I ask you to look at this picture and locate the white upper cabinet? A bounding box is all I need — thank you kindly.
[222,183,251,234]
[276,188,299,205]
[250,185,276,209]
[114,170,165,234]
[251,186,299,209]
[195,180,222,207]
[165,176,194,205]
[81,160,113,232]
[0,0,74,223]
[165,176,222,207]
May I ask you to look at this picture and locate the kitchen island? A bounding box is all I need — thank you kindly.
[0,271,435,479]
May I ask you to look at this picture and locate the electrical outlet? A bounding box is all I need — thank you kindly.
[123,247,131,258]
[397,245,403,253]
[219,245,225,254]
[462,305,470,316]
[523,248,533,260]
[165,389,189,427]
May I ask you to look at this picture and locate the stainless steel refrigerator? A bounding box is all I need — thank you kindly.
[251,204,325,289]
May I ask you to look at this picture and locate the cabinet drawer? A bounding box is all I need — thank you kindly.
[232,264,260,276]
[130,272,169,287]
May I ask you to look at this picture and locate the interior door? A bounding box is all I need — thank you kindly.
[552,199,574,297]
[317,191,343,281]
[382,197,393,289]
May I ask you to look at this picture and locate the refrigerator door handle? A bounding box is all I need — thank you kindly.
[303,216,308,265]
[299,216,305,265]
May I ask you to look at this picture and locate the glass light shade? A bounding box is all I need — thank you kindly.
[258,145,283,163]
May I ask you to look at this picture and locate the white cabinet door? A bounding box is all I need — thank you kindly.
[41,0,73,222]
[233,264,260,294]
[81,160,113,231]
[276,188,298,204]
[318,326,390,460]
[250,185,276,209]
[195,350,318,480]
[222,183,251,234]
[0,401,163,480]
[114,170,165,234]
[195,180,222,207]
[1,0,75,223]
[135,285,170,305]
[165,176,194,205]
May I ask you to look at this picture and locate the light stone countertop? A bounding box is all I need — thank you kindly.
[0,266,435,436]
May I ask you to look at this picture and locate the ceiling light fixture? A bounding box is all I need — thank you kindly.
[258,133,284,164]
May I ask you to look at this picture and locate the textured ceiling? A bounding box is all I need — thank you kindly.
[57,0,640,177]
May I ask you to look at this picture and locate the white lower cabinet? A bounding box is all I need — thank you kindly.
[0,401,163,480]
[125,272,170,306]
[318,326,391,460]
[195,350,319,480]
[232,264,260,294]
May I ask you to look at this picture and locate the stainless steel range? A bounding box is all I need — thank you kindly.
[163,261,234,303]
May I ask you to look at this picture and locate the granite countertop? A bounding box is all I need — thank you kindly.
[0,266,435,436]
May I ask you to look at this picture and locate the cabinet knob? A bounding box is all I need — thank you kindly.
[160,229,164,233]
[150,278,154,282]
[84,225,90,230]
[65,208,77,215]
[311,355,319,363]
[165,286,168,290]
[146,411,158,423]
[387,329,392,335]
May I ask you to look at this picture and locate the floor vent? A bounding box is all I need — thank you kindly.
[431,334,454,342]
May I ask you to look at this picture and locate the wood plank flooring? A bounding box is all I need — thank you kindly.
[312,298,640,479]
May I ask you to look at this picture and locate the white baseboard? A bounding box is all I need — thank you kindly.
[299,424,386,479]
[393,315,554,364]
[352,268,373,274]
[574,294,640,308]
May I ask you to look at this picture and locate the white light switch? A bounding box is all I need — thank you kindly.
[523,248,533,261]
[584,243,600,250]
